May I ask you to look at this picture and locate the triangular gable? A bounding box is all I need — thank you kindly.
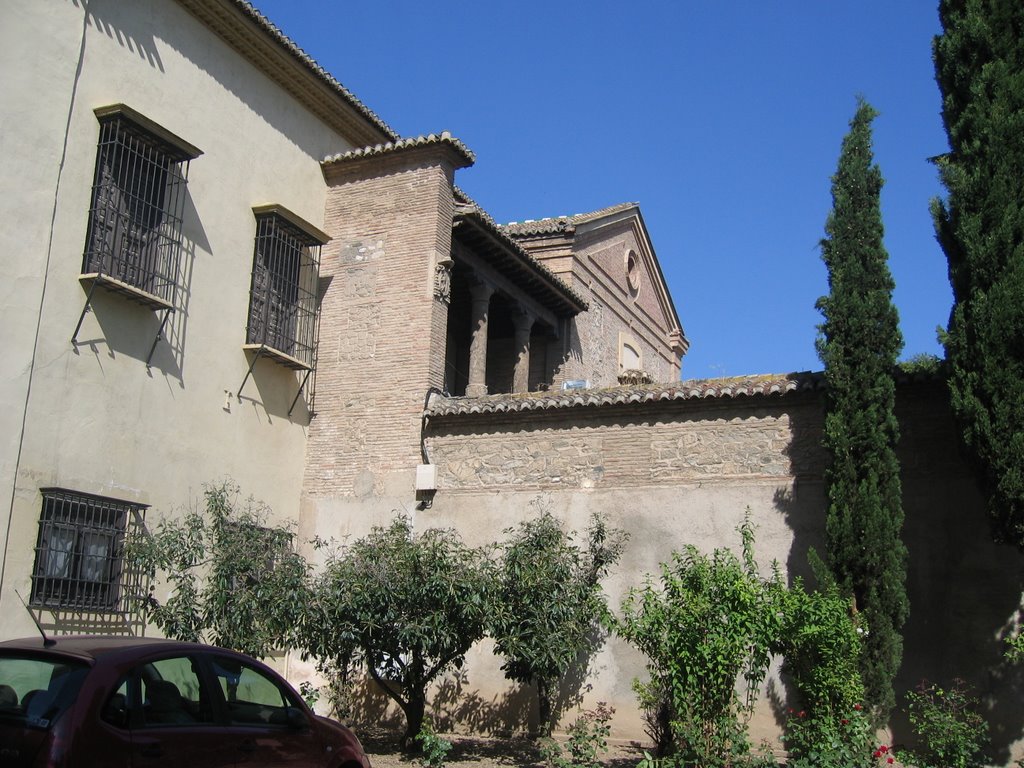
[571,204,684,348]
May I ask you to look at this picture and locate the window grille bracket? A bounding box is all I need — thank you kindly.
[288,369,313,417]
[71,276,103,344]
[145,308,173,368]
[72,274,174,365]
[237,344,266,401]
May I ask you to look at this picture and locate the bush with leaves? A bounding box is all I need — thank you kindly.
[298,515,494,749]
[129,481,308,659]
[901,680,989,768]
[539,702,615,768]
[774,553,870,766]
[617,513,780,768]
[491,506,626,735]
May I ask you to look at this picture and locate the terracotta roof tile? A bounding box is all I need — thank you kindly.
[322,131,475,167]
[502,202,640,237]
[227,0,399,142]
[425,372,825,417]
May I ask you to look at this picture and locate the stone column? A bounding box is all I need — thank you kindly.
[466,280,494,396]
[512,308,535,394]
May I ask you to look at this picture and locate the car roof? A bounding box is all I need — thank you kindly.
[0,635,220,662]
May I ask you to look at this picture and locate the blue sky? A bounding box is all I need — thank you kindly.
[252,1,951,380]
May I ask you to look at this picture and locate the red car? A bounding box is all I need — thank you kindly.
[0,635,372,767]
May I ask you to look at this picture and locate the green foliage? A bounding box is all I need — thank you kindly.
[932,0,1024,548]
[617,513,780,768]
[783,705,874,768]
[540,702,614,768]
[415,720,453,768]
[129,482,308,659]
[816,98,907,721]
[901,680,989,768]
[298,515,493,749]
[491,504,626,735]
[298,680,321,710]
[897,353,943,375]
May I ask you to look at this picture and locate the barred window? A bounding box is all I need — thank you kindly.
[82,105,200,305]
[31,489,146,612]
[245,205,327,370]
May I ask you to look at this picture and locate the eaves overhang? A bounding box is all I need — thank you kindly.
[174,0,399,147]
[452,190,588,317]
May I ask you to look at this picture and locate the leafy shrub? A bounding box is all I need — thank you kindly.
[415,720,453,768]
[617,513,780,767]
[540,702,614,768]
[902,680,989,768]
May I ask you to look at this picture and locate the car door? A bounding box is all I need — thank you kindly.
[203,652,325,766]
[125,654,239,767]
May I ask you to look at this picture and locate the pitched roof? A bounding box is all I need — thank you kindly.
[322,131,475,168]
[502,202,640,237]
[175,0,399,145]
[425,373,825,417]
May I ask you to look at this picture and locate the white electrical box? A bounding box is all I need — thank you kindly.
[415,463,437,491]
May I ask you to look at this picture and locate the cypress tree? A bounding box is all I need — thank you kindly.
[933,0,1024,548]
[816,99,907,721]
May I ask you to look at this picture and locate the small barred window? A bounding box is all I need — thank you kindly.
[245,206,326,370]
[31,489,146,612]
[82,105,199,304]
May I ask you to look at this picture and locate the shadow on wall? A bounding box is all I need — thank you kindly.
[72,0,166,73]
[775,380,1024,763]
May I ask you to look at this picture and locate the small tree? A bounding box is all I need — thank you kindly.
[129,481,308,659]
[617,514,779,768]
[816,98,907,721]
[491,507,626,736]
[298,516,493,748]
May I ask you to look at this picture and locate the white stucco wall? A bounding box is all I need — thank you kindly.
[0,0,358,638]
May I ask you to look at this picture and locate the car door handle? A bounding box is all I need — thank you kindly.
[239,738,257,753]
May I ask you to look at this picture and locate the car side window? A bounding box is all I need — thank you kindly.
[140,656,212,727]
[209,656,293,727]
[100,678,130,728]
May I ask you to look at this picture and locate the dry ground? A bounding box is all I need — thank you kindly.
[360,729,647,768]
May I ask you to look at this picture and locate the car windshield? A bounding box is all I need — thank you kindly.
[0,654,90,730]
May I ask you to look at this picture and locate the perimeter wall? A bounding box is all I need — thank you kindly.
[404,377,1024,760]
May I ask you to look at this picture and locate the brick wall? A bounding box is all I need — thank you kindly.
[305,149,458,496]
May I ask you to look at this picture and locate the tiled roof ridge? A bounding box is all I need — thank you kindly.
[452,192,589,311]
[229,1,399,142]
[323,131,475,166]
[425,372,826,417]
[502,201,640,237]
[425,367,946,417]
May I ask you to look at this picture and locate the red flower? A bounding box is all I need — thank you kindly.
[798,710,806,718]
[887,758,894,765]
[841,718,849,725]
[879,746,888,754]
[853,703,863,711]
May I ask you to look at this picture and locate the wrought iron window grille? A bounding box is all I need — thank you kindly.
[72,105,201,366]
[30,489,147,613]
[240,206,328,417]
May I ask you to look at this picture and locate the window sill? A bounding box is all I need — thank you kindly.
[242,343,312,371]
[79,273,173,312]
